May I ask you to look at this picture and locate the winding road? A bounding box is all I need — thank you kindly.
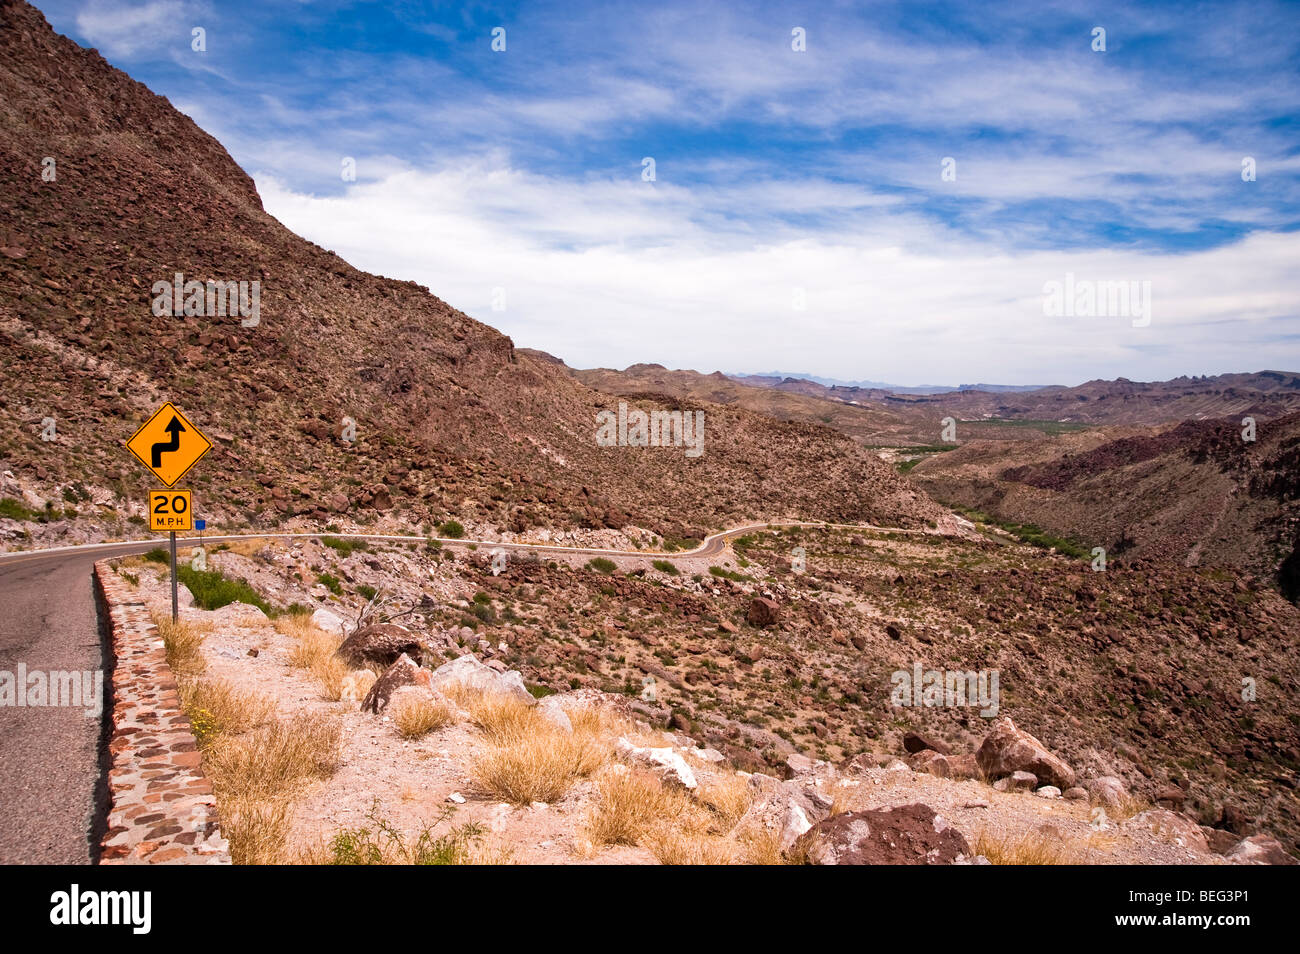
[0,519,929,863]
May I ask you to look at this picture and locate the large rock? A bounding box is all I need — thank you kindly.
[1124,810,1209,853]
[903,731,951,755]
[362,653,431,714]
[746,597,780,627]
[337,623,424,667]
[614,738,697,790]
[993,770,1038,792]
[733,772,833,849]
[793,804,972,865]
[1225,834,1298,865]
[428,654,535,706]
[1084,775,1128,808]
[311,608,347,636]
[976,717,1075,789]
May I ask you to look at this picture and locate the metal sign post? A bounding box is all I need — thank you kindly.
[169,530,179,623]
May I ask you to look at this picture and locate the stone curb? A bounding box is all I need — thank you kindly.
[94,562,230,864]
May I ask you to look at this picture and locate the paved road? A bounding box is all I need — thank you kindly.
[0,518,928,863]
[0,548,110,863]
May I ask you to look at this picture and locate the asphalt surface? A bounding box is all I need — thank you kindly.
[0,547,110,863]
[0,518,914,863]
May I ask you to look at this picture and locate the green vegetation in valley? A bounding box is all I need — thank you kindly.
[949,504,1090,559]
[960,418,1090,436]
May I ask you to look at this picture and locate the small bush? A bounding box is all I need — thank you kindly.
[587,557,616,574]
[142,547,170,564]
[154,615,210,676]
[651,559,679,575]
[321,536,368,557]
[176,565,273,614]
[709,566,746,582]
[180,679,275,747]
[316,572,343,596]
[438,520,465,539]
[324,801,485,865]
[392,696,455,739]
[0,497,38,521]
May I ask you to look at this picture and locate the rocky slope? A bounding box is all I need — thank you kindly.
[913,413,1300,599]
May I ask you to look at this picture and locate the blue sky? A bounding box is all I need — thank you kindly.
[33,0,1300,385]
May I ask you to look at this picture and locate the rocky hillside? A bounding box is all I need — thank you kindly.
[913,413,1300,599]
[0,0,944,548]
[550,355,915,446]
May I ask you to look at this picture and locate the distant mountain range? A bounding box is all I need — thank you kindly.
[731,372,1052,395]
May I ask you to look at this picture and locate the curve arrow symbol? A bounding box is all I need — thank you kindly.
[151,416,186,467]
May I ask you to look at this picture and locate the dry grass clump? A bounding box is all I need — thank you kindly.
[179,678,275,746]
[473,726,606,805]
[154,613,211,676]
[465,692,608,804]
[585,769,684,847]
[392,695,456,739]
[973,827,1075,864]
[203,713,343,864]
[340,669,378,704]
[698,774,753,829]
[456,691,537,742]
[738,828,790,865]
[1100,792,1151,822]
[221,796,293,866]
[641,825,736,865]
[273,612,319,641]
[205,713,342,803]
[284,621,351,701]
[583,767,752,865]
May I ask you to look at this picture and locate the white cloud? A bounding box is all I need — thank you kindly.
[257,161,1300,385]
[74,0,189,59]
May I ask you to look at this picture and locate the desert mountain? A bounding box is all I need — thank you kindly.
[913,413,1300,600]
[0,0,944,546]
[739,369,1300,432]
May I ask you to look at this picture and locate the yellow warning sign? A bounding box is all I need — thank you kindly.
[125,402,213,487]
[149,489,193,532]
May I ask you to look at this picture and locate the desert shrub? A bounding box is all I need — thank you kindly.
[316,572,343,596]
[176,565,273,614]
[154,614,210,676]
[324,801,484,865]
[587,557,616,574]
[179,679,274,746]
[392,695,455,739]
[321,536,368,556]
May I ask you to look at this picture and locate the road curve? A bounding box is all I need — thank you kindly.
[0,518,929,862]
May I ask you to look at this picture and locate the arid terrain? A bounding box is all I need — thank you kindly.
[0,0,1297,867]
